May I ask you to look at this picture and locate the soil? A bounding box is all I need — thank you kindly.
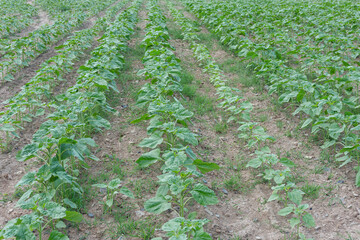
[1,1,360,240]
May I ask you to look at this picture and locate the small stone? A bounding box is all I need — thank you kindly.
[340,197,346,205]
[222,188,228,195]
[255,236,262,240]
[8,209,13,213]
[205,208,213,216]
[215,214,220,218]
[304,155,313,159]
[315,226,321,230]
[135,210,145,218]
[353,192,359,197]
[88,213,94,218]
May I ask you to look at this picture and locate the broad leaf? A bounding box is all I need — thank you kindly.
[136,148,161,167]
[144,197,171,214]
[64,211,83,223]
[193,159,220,173]
[48,230,69,240]
[302,213,315,228]
[278,206,293,216]
[190,184,218,205]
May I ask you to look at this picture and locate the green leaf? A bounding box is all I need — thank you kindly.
[246,158,262,168]
[139,135,163,149]
[55,221,66,229]
[43,202,66,219]
[64,211,83,223]
[106,198,114,208]
[188,211,197,220]
[191,183,218,206]
[156,185,169,197]
[321,140,336,149]
[48,230,69,240]
[288,189,304,205]
[194,231,212,240]
[35,108,45,117]
[356,167,360,187]
[120,187,134,199]
[278,206,293,216]
[193,159,220,173]
[92,183,107,189]
[0,123,15,132]
[279,158,295,168]
[14,223,35,240]
[289,217,300,228]
[63,198,77,209]
[302,213,315,228]
[16,143,38,162]
[131,113,152,124]
[301,118,312,129]
[108,178,122,189]
[268,192,279,202]
[175,128,198,146]
[16,172,36,187]
[16,189,34,209]
[144,197,171,214]
[136,148,161,167]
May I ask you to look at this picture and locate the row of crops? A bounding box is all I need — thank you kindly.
[0,0,141,238]
[180,0,360,187]
[166,2,316,239]
[0,0,38,38]
[0,0,129,152]
[133,0,220,238]
[0,0,119,82]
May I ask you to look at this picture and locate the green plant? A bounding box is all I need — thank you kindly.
[92,178,134,210]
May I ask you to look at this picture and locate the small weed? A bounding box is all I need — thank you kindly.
[258,114,268,122]
[214,122,228,133]
[276,120,283,129]
[224,172,252,193]
[301,182,321,199]
[194,95,214,114]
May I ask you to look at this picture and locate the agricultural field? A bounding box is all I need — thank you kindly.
[0,0,359,239]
